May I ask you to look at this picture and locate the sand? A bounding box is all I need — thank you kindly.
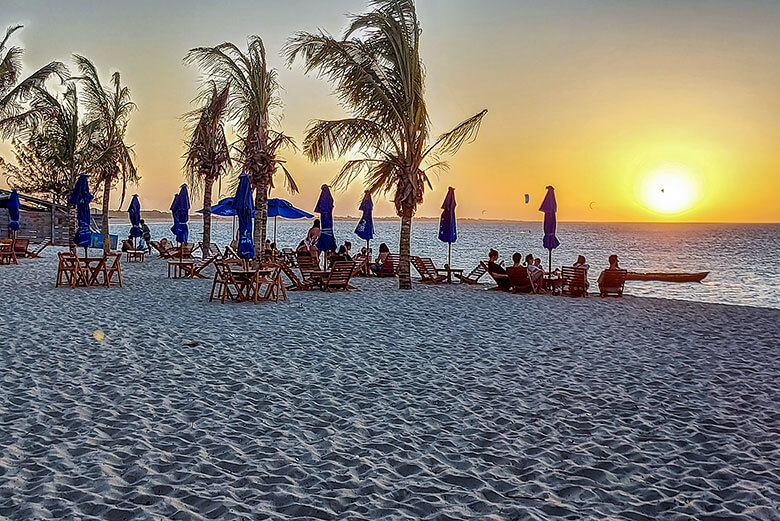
[0,248,778,520]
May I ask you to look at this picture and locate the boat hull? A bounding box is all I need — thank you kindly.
[626,271,708,283]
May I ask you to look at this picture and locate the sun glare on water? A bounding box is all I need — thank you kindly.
[639,166,700,215]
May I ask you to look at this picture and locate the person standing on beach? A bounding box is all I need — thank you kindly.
[140,219,152,253]
[304,219,321,259]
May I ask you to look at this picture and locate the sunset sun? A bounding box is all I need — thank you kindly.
[639,166,700,214]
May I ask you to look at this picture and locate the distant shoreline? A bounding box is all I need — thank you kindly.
[107,210,779,225]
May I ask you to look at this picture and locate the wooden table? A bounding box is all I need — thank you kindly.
[230,267,271,303]
[168,260,194,278]
[126,250,145,262]
[543,275,564,295]
[438,266,463,284]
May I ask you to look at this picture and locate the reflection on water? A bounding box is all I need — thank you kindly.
[123,219,780,309]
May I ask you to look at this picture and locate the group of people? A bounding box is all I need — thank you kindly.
[486,248,622,293]
[121,219,152,253]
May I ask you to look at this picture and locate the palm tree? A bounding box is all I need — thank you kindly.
[183,82,231,258]
[0,25,67,135]
[74,54,137,252]
[0,80,96,248]
[285,0,487,289]
[185,36,298,251]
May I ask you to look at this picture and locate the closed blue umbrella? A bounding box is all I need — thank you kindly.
[314,184,336,252]
[68,173,93,250]
[7,188,20,235]
[539,185,560,273]
[128,194,142,241]
[233,173,255,259]
[355,191,374,248]
[170,184,190,244]
[438,187,457,266]
[268,198,313,245]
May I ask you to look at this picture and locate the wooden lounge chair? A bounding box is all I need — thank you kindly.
[457,263,487,284]
[122,240,145,262]
[102,253,123,287]
[297,253,322,286]
[26,239,51,258]
[224,245,240,259]
[12,238,29,258]
[56,251,88,287]
[411,256,446,284]
[560,266,588,297]
[277,259,316,291]
[0,239,17,265]
[282,248,298,267]
[322,260,357,292]
[179,252,221,278]
[506,266,537,294]
[151,240,177,258]
[599,269,628,297]
[196,242,221,259]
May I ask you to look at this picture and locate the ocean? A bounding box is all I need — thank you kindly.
[124,219,780,310]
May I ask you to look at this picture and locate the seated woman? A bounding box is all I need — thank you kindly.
[597,254,620,288]
[511,252,523,267]
[486,249,510,290]
[371,243,393,274]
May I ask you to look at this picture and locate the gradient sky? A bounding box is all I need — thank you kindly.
[2,0,779,222]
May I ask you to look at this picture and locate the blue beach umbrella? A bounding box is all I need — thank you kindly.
[170,184,190,244]
[68,173,93,250]
[355,191,374,248]
[438,187,457,266]
[539,185,560,273]
[7,188,20,235]
[314,184,336,252]
[233,173,255,259]
[197,197,236,217]
[128,194,142,241]
[268,198,313,245]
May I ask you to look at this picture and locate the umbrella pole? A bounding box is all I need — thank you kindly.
[274,215,277,245]
[448,242,452,268]
[548,249,552,275]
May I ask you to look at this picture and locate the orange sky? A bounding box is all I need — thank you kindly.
[2,0,779,222]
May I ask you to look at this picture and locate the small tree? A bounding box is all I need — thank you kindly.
[183,82,231,257]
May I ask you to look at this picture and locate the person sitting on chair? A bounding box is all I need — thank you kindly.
[526,254,544,289]
[371,243,392,274]
[511,252,523,267]
[487,249,510,290]
[597,254,620,286]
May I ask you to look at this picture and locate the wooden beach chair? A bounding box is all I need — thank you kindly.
[599,269,628,297]
[282,248,298,267]
[560,266,588,297]
[297,253,322,286]
[56,251,88,287]
[0,239,17,265]
[506,267,537,294]
[224,245,240,259]
[457,263,487,284]
[210,261,244,303]
[277,259,316,291]
[322,260,357,292]
[351,253,369,277]
[102,253,123,287]
[411,256,446,284]
[179,252,221,279]
[196,242,221,258]
[12,238,29,258]
[26,239,51,258]
[257,264,287,303]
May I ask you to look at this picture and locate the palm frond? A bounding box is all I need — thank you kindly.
[423,109,487,159]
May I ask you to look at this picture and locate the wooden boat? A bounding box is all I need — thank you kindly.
[626,271,708,283]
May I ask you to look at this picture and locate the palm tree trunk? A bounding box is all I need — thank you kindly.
[398,205,413,289]
[202,175,214,259]
[253,182,268,257]
[101,179,111,253]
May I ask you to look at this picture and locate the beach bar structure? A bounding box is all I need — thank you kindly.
[0,189,71,245]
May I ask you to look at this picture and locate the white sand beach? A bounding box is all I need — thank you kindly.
[1,250,778,520]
